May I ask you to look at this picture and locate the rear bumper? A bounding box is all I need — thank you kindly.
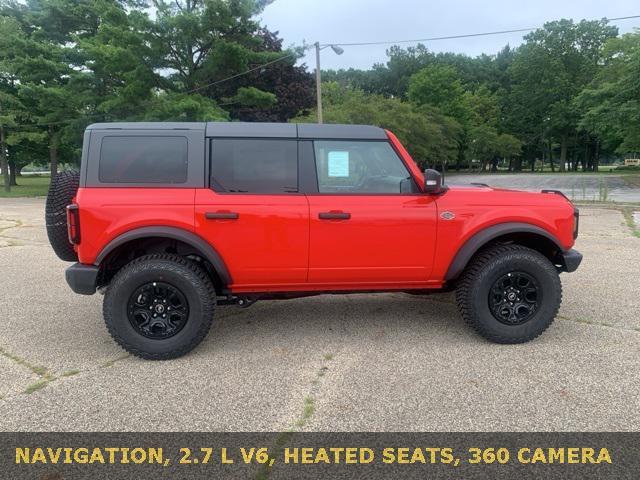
[65,263,98,295]
[559,249,583,273]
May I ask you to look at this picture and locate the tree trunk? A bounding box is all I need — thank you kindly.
[584,142,590,172]
[594,140,600,172]
[508,157,513,171]
[8,159,17,186]
[530,153,535,172]
[1,126,9,193]
[559,135,567,172]
[49,126,60,180]
[548,141,555,172]
[513,157,522,172]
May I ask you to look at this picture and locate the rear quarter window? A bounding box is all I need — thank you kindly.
[99,136,188,184]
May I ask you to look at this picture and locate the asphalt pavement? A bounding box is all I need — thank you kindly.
[0,198,638,431]
[448,172,640,203]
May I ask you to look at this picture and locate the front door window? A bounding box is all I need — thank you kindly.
[313,140,413,194]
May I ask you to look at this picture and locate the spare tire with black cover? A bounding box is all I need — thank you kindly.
[45,170,80,262]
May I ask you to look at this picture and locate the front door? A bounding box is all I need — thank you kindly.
[306,140,437,286]
[195,138,308,290]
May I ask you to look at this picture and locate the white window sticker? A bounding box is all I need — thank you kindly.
[327,151,349,177]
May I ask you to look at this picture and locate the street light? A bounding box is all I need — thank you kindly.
[314,42,344,124]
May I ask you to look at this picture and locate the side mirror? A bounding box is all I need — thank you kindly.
[424,169,446,194]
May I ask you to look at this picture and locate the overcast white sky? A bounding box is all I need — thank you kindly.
[259,0,640,71]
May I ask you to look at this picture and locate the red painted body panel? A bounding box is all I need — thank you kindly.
[429,185,575,282]
[74,131,577,294]
[307,195,437,284]
[195,189,309,287]
[75,188,196,265]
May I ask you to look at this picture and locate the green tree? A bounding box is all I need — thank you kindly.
[0,13,48,186]
[147,0,293,115]
[218,28,314,122]
[294,82,462,168]
[507,19,617,171]
[467,124,499,171]
[0,0,103,176]
[408,65,471,125]
[577,31,640,155]
[497,133,523,170]
[142,91,228,121]
[464,85,500,130]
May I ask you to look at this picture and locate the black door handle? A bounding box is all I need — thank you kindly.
[318,212,351,220]
[205,212,239,220]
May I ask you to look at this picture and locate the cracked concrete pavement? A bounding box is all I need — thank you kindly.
[0,197,638,431]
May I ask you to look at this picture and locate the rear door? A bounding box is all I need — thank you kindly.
[195,137,309,289]
[305,139,437,286]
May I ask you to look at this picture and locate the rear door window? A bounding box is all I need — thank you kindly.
[99,136,188,184]
[210,139,298,193]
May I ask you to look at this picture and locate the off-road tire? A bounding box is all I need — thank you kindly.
[455,244,562,344]
[103,254,216,360]
[45,170,80,262]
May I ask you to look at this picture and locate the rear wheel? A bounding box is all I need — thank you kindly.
[103,254,216,359]
[455,244,562,344]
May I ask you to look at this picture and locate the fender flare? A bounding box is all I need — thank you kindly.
[94,226,232,286]
[444,222,564,281]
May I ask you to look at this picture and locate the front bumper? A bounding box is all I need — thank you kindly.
[558,249,583,273]
[65,263,99,295]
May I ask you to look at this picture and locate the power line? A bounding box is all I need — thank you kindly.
[185,51,299,94]
[319,14,640,48]
[322,27,535,47]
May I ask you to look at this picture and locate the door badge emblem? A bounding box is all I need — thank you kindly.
[440,211,456,220]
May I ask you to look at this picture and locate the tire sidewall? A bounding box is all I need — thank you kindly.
[469,251,561,341]
[105,259,212,355]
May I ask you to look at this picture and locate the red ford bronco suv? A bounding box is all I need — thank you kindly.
[45,122,582,359]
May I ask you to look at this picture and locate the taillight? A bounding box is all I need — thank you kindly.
[66,204,81,244]
[573,208,579,239]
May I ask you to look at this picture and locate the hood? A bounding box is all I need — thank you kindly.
[445,183,573,207]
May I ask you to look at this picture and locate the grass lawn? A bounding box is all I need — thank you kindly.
[0,175,50,198]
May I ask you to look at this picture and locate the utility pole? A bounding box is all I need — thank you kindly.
[1,125,9,193]
[314,43,343,124]
[315,42,323,124]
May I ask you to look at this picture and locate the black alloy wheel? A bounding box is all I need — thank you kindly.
[127,281,189,339]
[488,271,541,325]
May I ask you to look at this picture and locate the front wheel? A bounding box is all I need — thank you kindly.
[103,254,216,359]
[455,244,562,344]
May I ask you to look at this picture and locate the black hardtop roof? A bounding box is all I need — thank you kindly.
[86,122,387,140]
